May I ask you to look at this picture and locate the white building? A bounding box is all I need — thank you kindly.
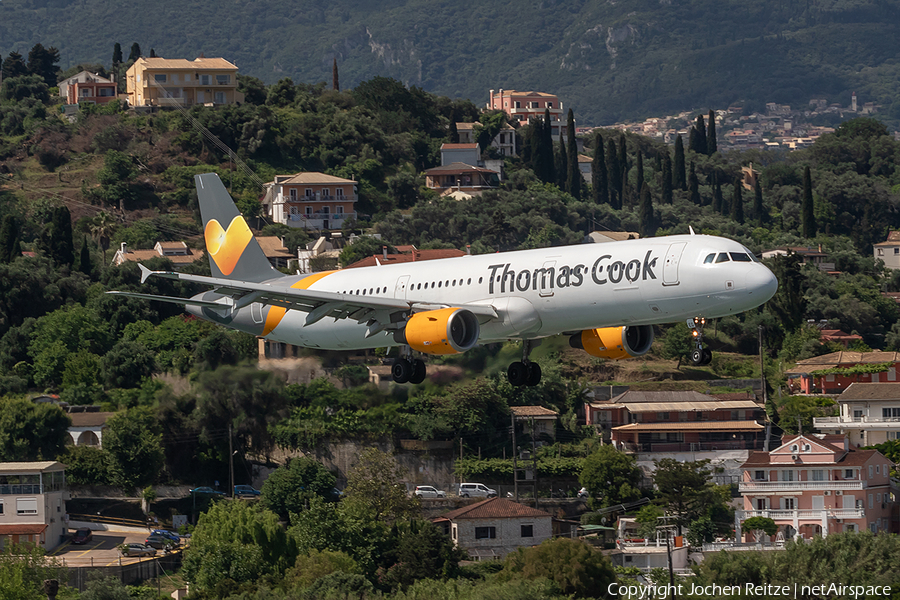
[0,462,68,550]
[814,382,900,446]
[434,498,551,560]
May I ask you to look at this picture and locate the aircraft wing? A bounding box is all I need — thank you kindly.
[108,265,499,331]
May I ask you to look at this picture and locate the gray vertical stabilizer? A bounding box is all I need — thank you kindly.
[195,173,280,283]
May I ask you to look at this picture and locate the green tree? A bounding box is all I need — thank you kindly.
[731,178,745,224]
[1,52,28,80]
[0,216,20,264]
[26,43,60,88]
[0,397,70,462]
[48,206,74,268]
[342,447,420,523]
[661,150,673,204]
[661,322,694,368]
[579,445,642,506]
[592,133,607,205]
[693,113,708,155]
[379,520,466,591]
[339,237,395,267]
[688,161,700,204]
[653,458,714,535]
[501,537,616,599]
[635,150,644,197]
[78,236,91,275]
[606,138,620,209]
[103,407,164,489]
[79,576,130,600]
[101,339,155,389]
[127,43,141,63]
[741,516,777,542]
[754,180,766,223]
[565,109,580,199]
[59,445,113,486]
[639,182,655,238]
[801,165,817,238]
[473,110,507,155]
[541,109,555,185]
[0,544,68,600]
[261,457,337,520]
[556,124,568,190]
[90,211,117,265]
[673,135,686,191]
[707,109,717,154]
[284,549,360,590]
[97,150,137,212]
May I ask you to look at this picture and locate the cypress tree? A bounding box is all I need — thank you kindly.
[714,175,725,215]
[662,152,673,204]
[689,162,700,205]
[566,109,580,199]
[78,236,91,275]
[707,109,717,155]
[149,48,157,58]
[557,131,567,189]
[0,215,19,263]
[689,127,699,154]
[694,114,707,155]
[51,206,74,267]
[112,43,123,67]
[732,179,745,224]
[542,109,555,185]
[710,172,720,212]
[618,134,628,178]
[592,133,608,205]
[635,151,644,199]
[128,43,141,63]
[449,120,459,144]
[332,57,340,91]
[639,182,655,238]
[673,135,686,191]
[754,180,766,223]
[620,165,629,206]
[801,165,816,237]
[607,138,620,209]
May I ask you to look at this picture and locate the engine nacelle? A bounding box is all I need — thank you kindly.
[569,325,654,360]
[394,308,480,355]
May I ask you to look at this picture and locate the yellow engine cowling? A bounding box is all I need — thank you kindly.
[569,325,654,360]
[394,307,480,355]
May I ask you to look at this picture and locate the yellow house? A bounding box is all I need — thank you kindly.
[126,57,243,107]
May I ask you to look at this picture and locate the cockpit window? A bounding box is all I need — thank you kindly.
[730,252,752,262]
[715,253,730,263]
[704,253,716,264]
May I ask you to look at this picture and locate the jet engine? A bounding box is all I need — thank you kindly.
[569,325,654,360]
[394,307,480,355]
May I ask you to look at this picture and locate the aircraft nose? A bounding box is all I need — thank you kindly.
[747,264,778,302]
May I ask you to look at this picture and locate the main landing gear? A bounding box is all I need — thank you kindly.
[687,317,712,366]
[507,339,542,387]
[392,356,427,384]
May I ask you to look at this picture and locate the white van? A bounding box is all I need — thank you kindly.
[457,483,497,498]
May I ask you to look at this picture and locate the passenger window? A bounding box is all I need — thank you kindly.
[704,253,715,264]
[715,253,730,263]
[730,252,752,262]
[452,280,456,286]
[467,278,472,285]
[438,282,442,288]
[478,277,483,284]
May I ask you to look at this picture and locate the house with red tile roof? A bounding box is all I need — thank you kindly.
[343,247,465,270]
[111,241,203,270]
[423,162,500,197]
[510,406,559,441]
[487,89,565,139]
[786,351,900,394]
[736,434,895,540]
[433,498,552,560]
[265,173,358,232]
[873,230,900,270]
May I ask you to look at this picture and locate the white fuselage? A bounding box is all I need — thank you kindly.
[251,234,777,351]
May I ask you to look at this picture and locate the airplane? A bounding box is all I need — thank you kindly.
[109,173,778,386]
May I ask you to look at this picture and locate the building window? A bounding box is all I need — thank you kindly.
[657,412,669,420]
[895,248,899,255]
[200,75,211,85]
[811,470,824,481]
[782,498,795,510]
[154,74,167,83]
[214,92,226,104]
[81,88,91,97]
[869,465,874,478]
[98,88,114,97]
[16,498,37,515]
[845,469,854,479]
[336,188,344,198]
[754,470,766,481]
[547,102,553,108]
[0,501,3,515]
[756,499,767,510]
[216,74,231,85]
[322,188,330,199]
[854,410,864,419]
[876,465,881,474]
[305,188,314,197]
[475,527,496,539]
[289,189,297,201]
[780,470,794,481]
[882,408,900,418]
[878,249,885,256]
[521,524,533,538]
[305,206,312,215]
[336,206,344,215]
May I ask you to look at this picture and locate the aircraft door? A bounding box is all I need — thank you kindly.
[663,242,686,286]
[538,261,556,298]
[394,275,410,299]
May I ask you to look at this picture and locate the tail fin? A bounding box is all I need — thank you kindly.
[195,173,279,282]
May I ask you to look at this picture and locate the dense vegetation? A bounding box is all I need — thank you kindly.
[4,1,900,125]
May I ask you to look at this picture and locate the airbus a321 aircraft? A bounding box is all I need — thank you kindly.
[110,173,778,386]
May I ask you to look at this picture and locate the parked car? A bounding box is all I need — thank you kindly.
[145,534,175,550]
[71,527,92,545]
[121,543,157,557]
[457,483,497,498]
[151,529,181,544]
[190,486,225,496]
[413,485,446,499]
[234,484,261,497]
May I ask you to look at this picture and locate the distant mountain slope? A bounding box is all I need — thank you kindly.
[2,0,900,124]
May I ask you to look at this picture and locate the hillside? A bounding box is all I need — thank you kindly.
[3,0,900,125]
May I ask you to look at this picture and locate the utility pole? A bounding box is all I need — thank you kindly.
[531,417,538,511]
[228,423,234,498]
[760,325,772,451]
[511,413,518,502]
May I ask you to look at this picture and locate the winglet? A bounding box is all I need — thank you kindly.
[139,264,154,284]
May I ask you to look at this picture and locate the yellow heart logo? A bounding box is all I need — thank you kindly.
[204,216,253,276]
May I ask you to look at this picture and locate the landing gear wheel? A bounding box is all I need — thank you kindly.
[690,349,704,365]
[409,359,427,384]
[508,361,528,387]
[526,362,542,386]
[391,359,412,383]
[702,348,712,365]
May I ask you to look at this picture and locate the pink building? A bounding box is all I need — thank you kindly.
[737,434,895,540]
[487,89,565,138]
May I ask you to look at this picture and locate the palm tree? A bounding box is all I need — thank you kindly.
[90,211,117,266]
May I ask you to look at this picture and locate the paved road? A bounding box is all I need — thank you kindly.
[48,532,179,567]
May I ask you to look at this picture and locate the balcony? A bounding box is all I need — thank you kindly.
[284,212,356,230]
[739,480,864,492]
[284,193,357,204]
[814,416,900,429]
[740,508,865,520]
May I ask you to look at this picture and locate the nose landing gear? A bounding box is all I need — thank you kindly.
[688,317,712,366]
[507,339,542,387]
